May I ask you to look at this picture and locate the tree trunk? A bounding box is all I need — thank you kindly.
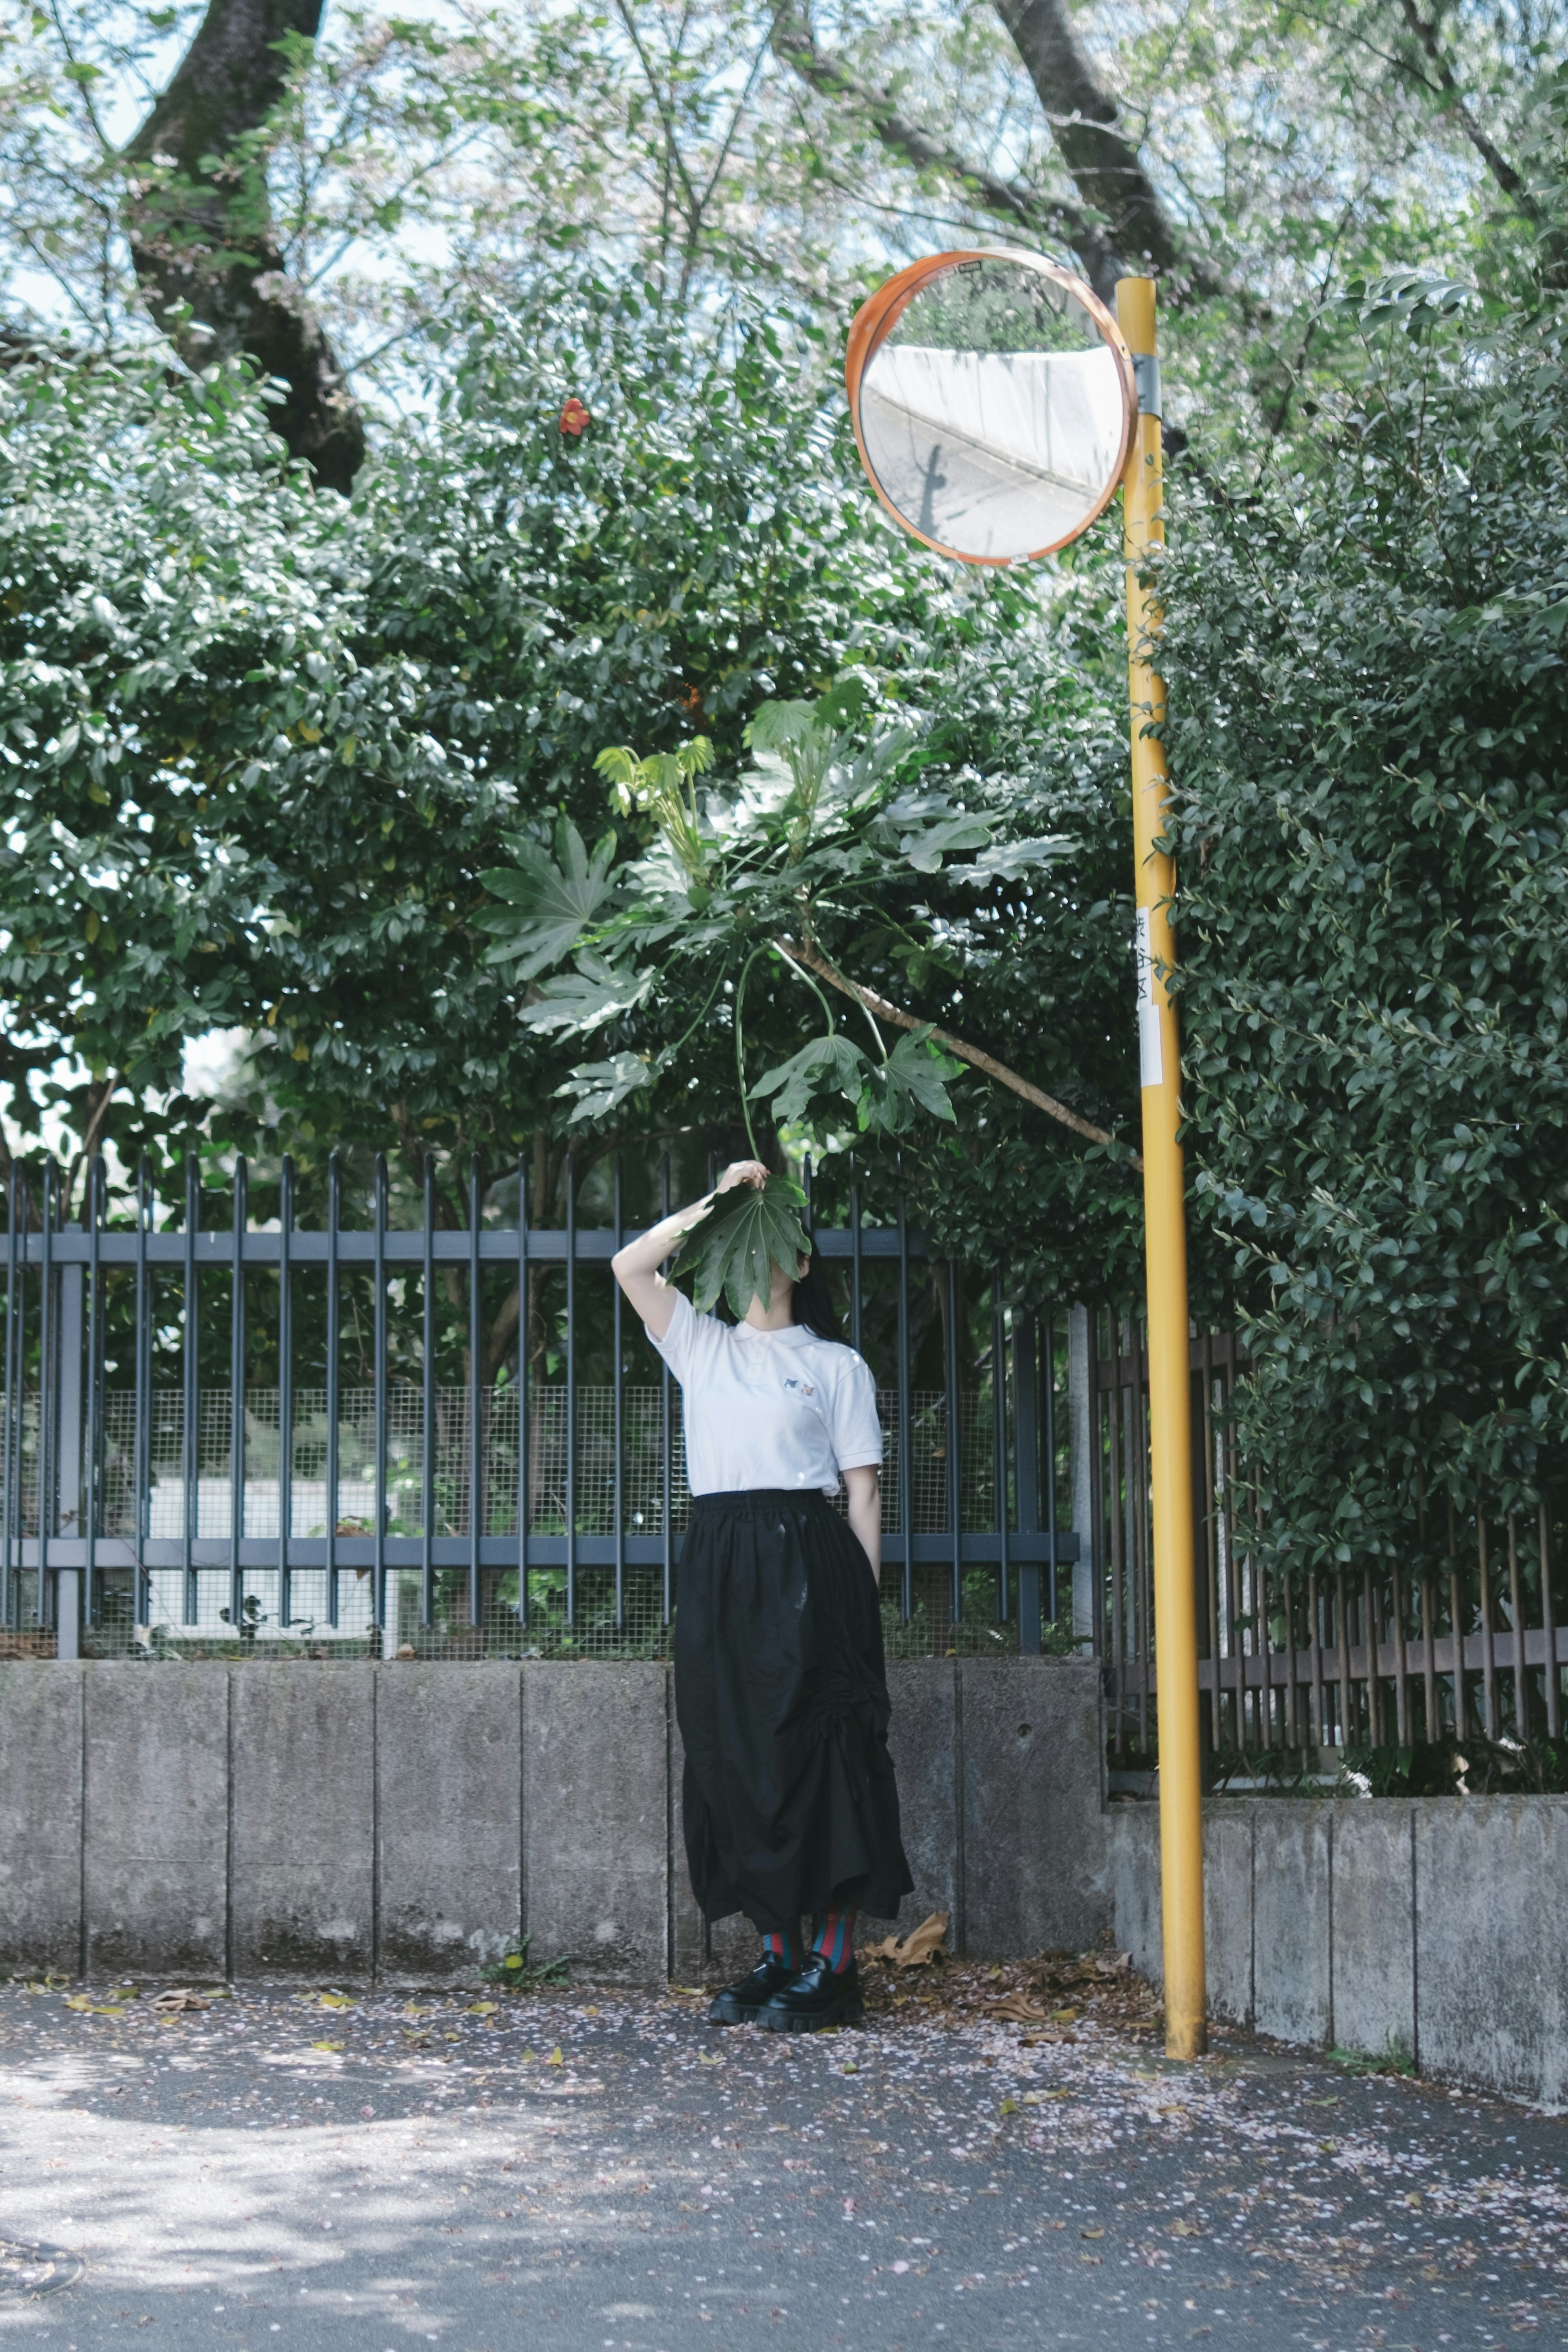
[990,0,1192,284]
[123,0,365,489]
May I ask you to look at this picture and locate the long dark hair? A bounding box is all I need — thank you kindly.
[790,1248,845,1343]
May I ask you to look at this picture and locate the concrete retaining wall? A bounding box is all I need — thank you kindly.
[0,1657,1109,1987]
[1109,1795,1568,2108]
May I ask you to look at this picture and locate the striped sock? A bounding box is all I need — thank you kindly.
[810,1909,856,1974]
[763,1927,800,1969]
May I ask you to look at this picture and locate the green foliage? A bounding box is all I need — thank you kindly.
[1164,279,1568,1577]
[670,1174,811,1319]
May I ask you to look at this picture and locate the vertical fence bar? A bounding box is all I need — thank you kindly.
[325,1152,341,1630]
[1420,1575,1438,1745]
[277,1156,294,1635]
[134,1160,151,1628]
[896,1184,913,1625]
[468,1155,483,1634]
[1107,1348,1125,1756]
[612,1153,625,1634]
[659,1152,672,1628]
[517,1154,529,1631]
[1015,1310,1040,1653]
[564,1148,577,1630]
[849,1166,863,1358]
[181,1154,199,1626]
[1200,1337,1221,1750]
[1088,1311,1106,1666]
[1541,1501,1559,1740]
[1308,1573,1324,1754]
[372,1154,388,1643]
[1477,1515,1496,1740]
[84,1158,103,1628]
[1507,1510,1527,1740]
[991,1275,1009,1626]
[38,1161,55,1629]
[1130,1330,1152,1754]
[1042,1311,1058,1629]
[944,1258,962,1626]
[421,1155,436,1630]
[1448,1515,1466,1741]
[228,1158,247,1637]
[2,1172,18,1630]
[1391,1561,1410,1748]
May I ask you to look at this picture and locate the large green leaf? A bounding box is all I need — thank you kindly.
[748,1032,867,1123]
[517,962,652,1036]
[554,1051,661,1122]
[671,1174,811,1319]
[857,1028,962,1135]
[478,820,617,978]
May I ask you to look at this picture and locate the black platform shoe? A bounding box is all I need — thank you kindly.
[757,1953,864,2032]
[706,1955,800,2026]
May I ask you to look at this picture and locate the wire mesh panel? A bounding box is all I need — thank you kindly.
[3,1152,1071,1662]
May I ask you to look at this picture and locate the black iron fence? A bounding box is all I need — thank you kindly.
[1091,1310,1568,1766]
[2,1153,1077,1661]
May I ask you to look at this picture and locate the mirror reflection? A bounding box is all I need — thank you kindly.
[857,257,1127,562]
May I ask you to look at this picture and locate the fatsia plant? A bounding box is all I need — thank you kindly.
[671,1173,812,1319]
[479,678,1088,1154]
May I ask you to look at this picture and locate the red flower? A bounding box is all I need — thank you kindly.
[559,397,590,438]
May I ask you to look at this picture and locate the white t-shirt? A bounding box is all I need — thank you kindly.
[650,1290,884,1498]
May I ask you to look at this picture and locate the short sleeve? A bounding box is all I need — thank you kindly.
[831,1352,884,1473]
[648,1289,725,1388]
[648,1288,697,1381]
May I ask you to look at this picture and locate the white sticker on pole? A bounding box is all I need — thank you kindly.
[1135,906,1163,1089]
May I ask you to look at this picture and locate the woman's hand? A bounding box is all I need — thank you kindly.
[715,1159,768,1195]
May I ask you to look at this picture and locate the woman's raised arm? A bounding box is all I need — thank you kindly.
[610,1158,768,1339]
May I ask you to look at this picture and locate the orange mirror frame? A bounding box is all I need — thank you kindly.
[844,248,1137,568]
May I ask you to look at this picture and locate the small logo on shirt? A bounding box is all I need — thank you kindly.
[783,1377,816,1397]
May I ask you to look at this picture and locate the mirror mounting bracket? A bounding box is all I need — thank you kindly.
[1131,352,1163,418]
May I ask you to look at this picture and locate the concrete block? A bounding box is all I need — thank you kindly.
[523,1663,668,1986]
[1331,1804,1414,2063]
[376,1666,521,1981]
[83,1665,227,1980]
[960,1657,1109,1959]
[0,1665,83,1976]
[864,1659,957,1945]
[1252,1804,1332,2047]
[1107,1804,1162,1986]
[1415,1797,1568,2106]
[229,1665,374,1977]
[1204,1803,1254,2027]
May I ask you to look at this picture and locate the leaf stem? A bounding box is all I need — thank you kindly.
[734,945,766,1158]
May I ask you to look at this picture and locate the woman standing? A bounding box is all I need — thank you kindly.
[612,1159,913,2031]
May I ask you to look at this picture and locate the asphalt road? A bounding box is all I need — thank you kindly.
[0,1956,1564,2352]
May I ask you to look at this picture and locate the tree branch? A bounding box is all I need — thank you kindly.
[990,0,1214,291]
[122,0,365,488]
[1395,0,1532,210]
[777,935,1140,1169]
[771,4,1121,301]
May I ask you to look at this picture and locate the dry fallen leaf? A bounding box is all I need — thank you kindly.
[1095,1951,1132,1976]
[317,1992,354,2011]
[1081,2226,1105,2240]
[466,2003,499,2018]
[150,1989,209,2015]
[860,1912,949,1969]
[546,2045,564,2066]
[64,1994,93,2012]
[986,1991,1048,2024]
[1170,2219,1199,2236]
[311,2038,345,2053]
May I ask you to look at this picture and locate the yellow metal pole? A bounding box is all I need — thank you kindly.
[1116,274,1207,2063]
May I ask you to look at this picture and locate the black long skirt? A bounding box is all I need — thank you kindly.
[674,1488,913,1931]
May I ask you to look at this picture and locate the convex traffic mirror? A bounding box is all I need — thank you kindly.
[846,249,1136,566]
